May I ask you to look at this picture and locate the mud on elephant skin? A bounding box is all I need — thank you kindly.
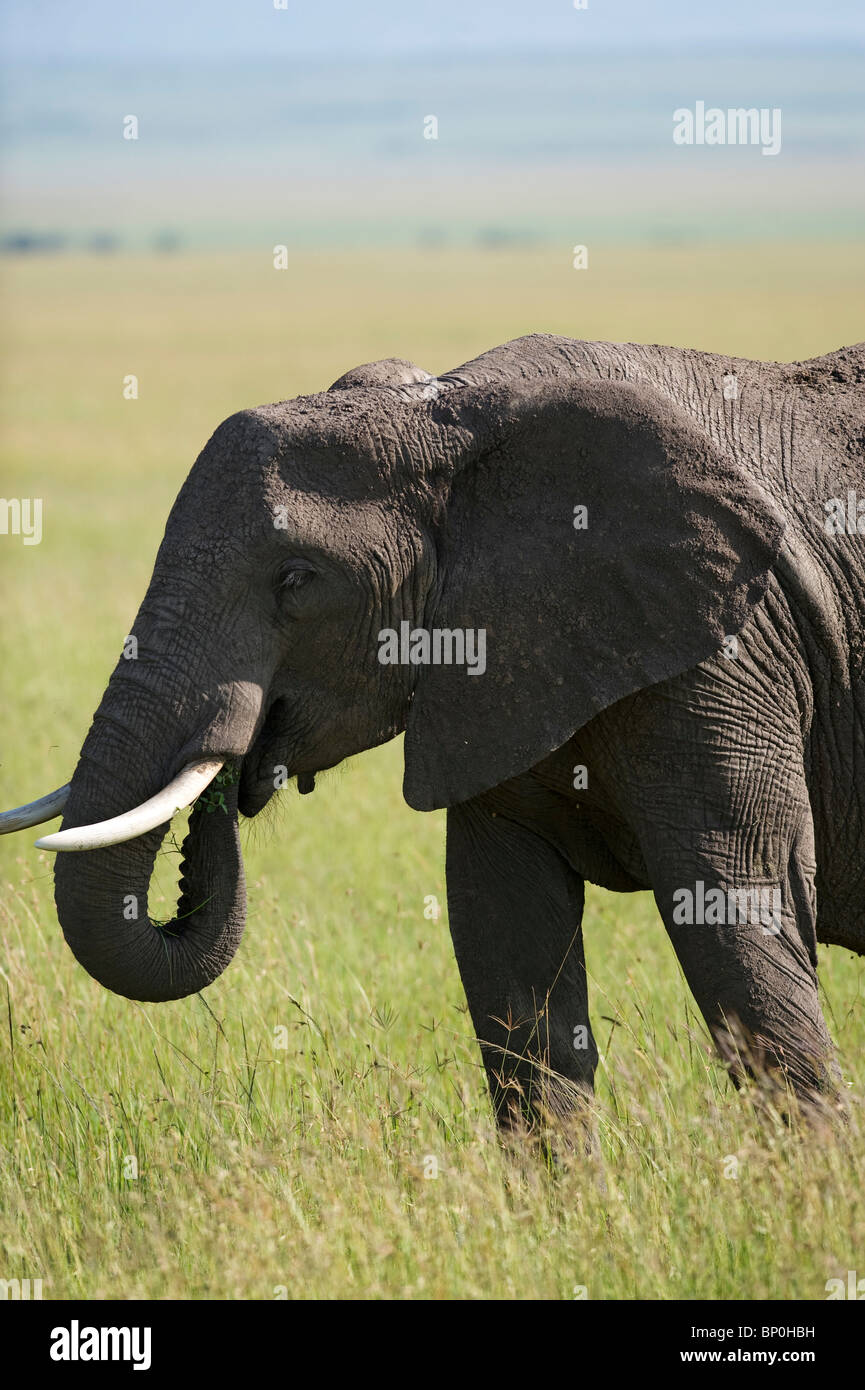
[2,333,863,1128]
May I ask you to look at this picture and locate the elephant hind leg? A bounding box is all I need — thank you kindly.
[603,650,843,1114]
[650,818,840,1112]
[637,743,841,1111]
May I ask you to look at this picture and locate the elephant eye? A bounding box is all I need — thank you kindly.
[277,560,316,594]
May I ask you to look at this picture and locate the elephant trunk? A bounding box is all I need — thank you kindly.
[51,604,265,1002]
[54,766,246,1002]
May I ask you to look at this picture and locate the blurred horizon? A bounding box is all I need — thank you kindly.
[2,44,863,252]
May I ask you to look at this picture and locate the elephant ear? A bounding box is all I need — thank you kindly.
[402,375,787,811]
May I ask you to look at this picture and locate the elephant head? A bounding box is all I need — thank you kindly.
[0,335,786,1002]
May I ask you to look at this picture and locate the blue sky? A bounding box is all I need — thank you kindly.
[2,0,864,60]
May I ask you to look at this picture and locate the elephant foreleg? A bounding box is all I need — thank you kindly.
[445,794,596,1136]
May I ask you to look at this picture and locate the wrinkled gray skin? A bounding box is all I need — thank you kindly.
[54,335,865,1128]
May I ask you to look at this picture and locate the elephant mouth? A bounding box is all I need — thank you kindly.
[238,698,317,817]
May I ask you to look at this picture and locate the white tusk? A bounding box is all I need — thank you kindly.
[34,759,225,853]
[0,784,70,834]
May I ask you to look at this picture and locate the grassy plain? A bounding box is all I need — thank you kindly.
[0,244,863,1299]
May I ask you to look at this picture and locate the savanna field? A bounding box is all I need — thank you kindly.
[1,243,864,1300]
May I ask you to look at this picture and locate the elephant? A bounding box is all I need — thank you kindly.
[2,333,863,1131]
